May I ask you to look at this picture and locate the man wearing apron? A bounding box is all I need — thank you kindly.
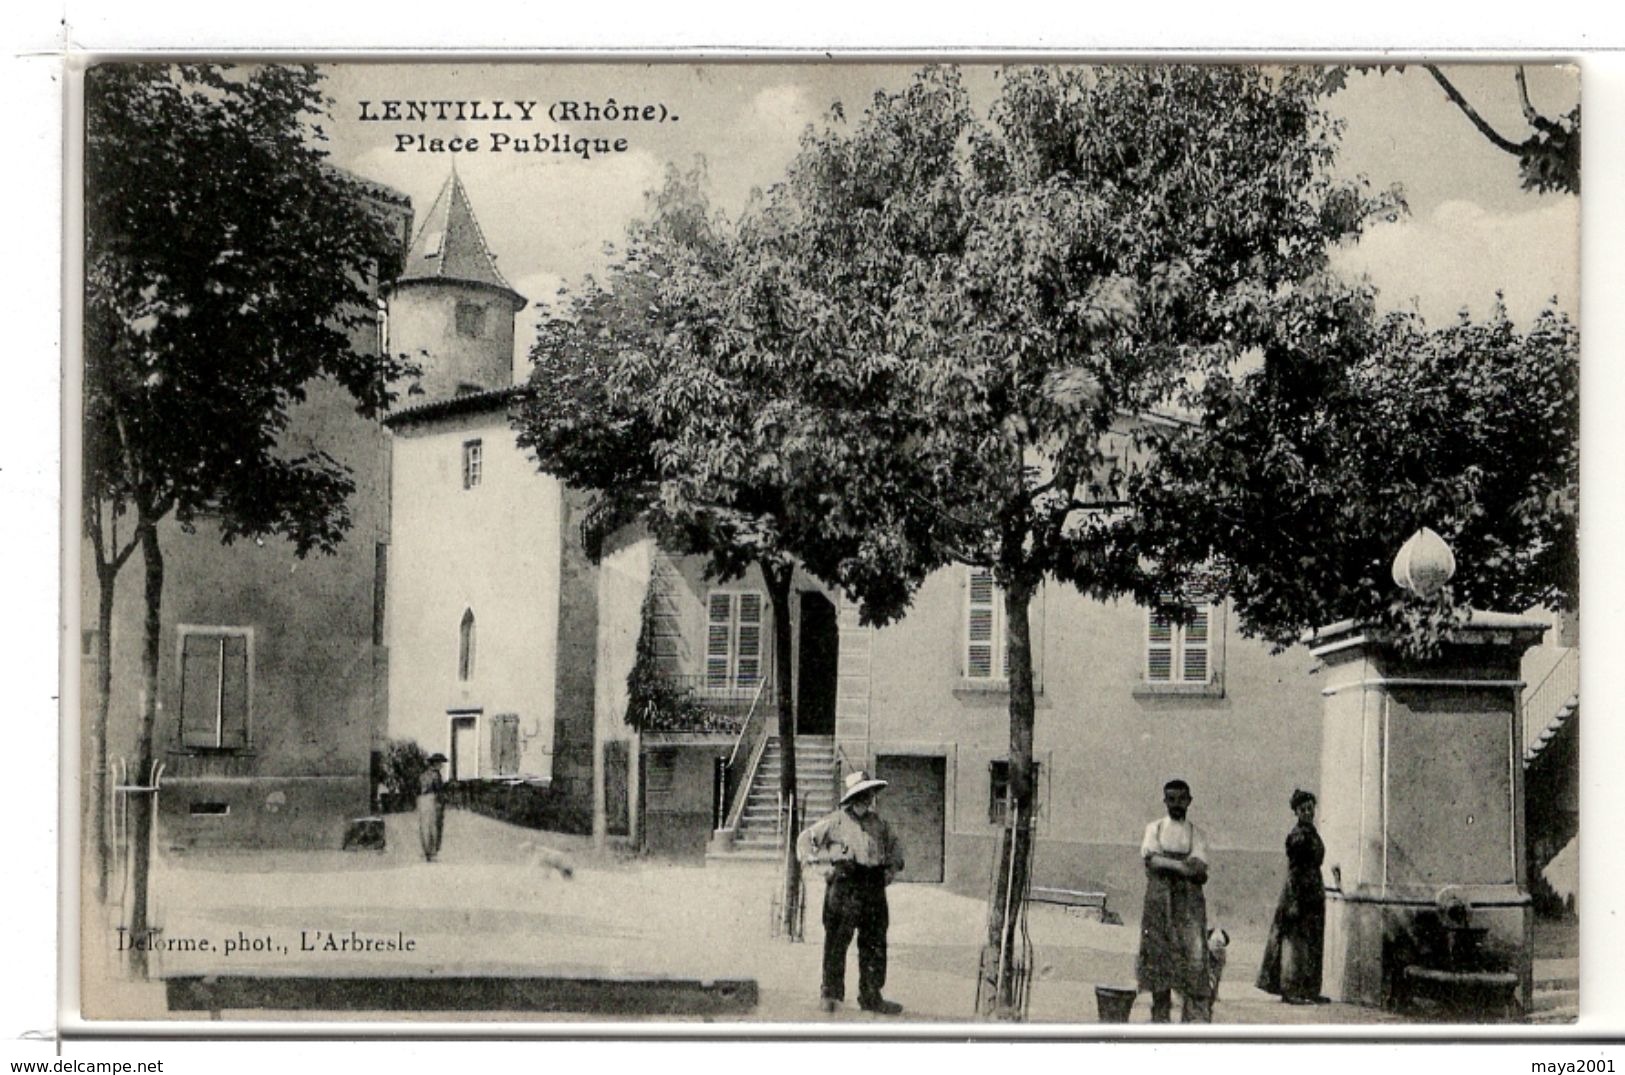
[1137,778,1213,1022]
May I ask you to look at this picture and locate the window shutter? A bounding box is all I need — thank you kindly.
[966,568,998,679]
[735,593,763,687]
[1182,606,1210,683]
[705,593,733,689]
[491,714,519,776]
[1146,608,1174,683]
[218,635,249,748]
[180,635,223,747]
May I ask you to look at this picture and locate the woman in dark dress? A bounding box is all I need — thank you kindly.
[1257,788,1326,1004]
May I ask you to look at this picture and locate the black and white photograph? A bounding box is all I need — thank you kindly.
[65,57,1583,1033]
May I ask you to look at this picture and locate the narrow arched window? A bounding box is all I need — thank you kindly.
[458,609,476,681]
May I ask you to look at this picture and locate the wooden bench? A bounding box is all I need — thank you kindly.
[1029,887,1115,922]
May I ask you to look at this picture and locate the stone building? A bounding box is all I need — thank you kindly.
[83,180,414,851]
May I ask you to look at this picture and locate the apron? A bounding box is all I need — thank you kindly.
[1136,850,1210,997]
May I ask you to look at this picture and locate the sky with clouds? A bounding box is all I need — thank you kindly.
[318,62,1579,374]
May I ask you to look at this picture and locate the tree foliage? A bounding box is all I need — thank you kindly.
[1124,300,1579,650]
[742,65,1400,617]
[85,63,415,552]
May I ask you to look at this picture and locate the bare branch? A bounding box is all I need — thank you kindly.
[1425,65,1525,157]
[1515,66,1540,127]
[905,488,993,541]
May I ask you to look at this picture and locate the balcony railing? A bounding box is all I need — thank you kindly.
[637,672,775,736]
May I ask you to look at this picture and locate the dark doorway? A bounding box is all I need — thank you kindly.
[796,591,839,736]
[874,754,946,883]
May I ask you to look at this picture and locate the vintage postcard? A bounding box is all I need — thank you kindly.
[69,59,1579,1031]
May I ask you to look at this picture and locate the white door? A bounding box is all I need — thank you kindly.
[449,714,478,781]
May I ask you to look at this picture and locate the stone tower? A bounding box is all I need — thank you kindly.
[384,168,526,402]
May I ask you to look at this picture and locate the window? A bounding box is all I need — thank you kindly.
[1146,601,1215,685]
[705,591,764,690]
[422,230,443,257]
[375,298,389,355]
[462,439,483,489]
[458,609,476,681]
[959,567,1046,691]
[490,714,519,777]
[178,627,251,750]
[964,567,1006,680]
[989,758,1043,824]
[456,301,487,338]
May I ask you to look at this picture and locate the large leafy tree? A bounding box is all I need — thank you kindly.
[84,63,413,973]
[514,163,928,937]
[739,65,1399,1016]
[1124,299,1579,650]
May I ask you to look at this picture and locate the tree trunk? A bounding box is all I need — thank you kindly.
[90,569,117,904]
[127,523,164,978]
[978,578,1037,1019]
[763,560,803,940]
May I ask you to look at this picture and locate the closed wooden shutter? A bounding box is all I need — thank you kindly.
[1182,605,1210,683]
[180,632,249,748]
[735,593,763,687]
[705,593,733,689]
[965,568,1004,679]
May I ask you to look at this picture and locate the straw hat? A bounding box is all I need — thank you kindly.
[840,769,889,805]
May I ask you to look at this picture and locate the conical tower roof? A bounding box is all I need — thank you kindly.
[393,169,525,309]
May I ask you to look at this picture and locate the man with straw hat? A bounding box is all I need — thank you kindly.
[797,769,906,1015]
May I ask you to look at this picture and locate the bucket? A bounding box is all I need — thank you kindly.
[1095,985,1137,1023]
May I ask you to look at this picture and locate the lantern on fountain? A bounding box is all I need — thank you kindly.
[1391,526,1456,598]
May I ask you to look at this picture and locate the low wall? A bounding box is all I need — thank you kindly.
[443,780,592,836]
[945,833,1291,937]
[159,776,370,851]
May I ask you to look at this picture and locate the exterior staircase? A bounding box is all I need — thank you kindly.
[1526,962,1578,1024]
[707,736,837,862]
[1522,648,1578,899]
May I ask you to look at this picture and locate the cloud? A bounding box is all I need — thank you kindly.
[1332,197,1578,326]
[746,84,818,133]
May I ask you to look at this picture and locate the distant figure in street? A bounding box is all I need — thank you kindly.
[1257,788,1328,1005]
[797,770,906,1016]
[1137,778,1213,1023]
[418,752,447,862]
